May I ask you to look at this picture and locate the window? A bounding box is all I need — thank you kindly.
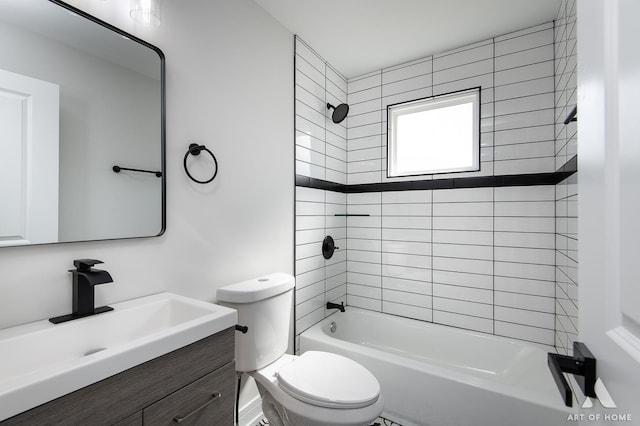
[387,88,480,177]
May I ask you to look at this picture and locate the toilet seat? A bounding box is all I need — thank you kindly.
[276,351,380,409]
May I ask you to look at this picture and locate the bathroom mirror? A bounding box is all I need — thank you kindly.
[0,0,165,247]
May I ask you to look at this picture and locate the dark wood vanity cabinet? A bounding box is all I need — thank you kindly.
[2,327,235,426]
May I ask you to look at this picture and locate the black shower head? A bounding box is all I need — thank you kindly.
[327,103,349,124]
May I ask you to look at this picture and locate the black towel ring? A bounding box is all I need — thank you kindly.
[184,143,218,184]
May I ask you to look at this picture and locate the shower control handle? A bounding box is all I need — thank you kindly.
[322,236,339,259]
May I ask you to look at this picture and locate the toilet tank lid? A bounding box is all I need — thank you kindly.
[216,273,295,304]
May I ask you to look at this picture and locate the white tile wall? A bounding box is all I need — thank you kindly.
[554,0,578,356]
[295,37,348,184]
[346,23,555,185]
[295,15,578,349]
[294,186,347,351]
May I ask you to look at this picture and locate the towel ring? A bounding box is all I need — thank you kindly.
[184,143,218,184]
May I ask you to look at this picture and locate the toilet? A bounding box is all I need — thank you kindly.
[216,273,383,426]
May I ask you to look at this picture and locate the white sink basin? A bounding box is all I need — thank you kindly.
[0,292,237,421]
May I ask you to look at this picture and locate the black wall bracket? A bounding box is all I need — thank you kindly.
[547,342,596,407]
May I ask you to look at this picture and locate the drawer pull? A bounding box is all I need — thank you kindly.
[173,392,222,423]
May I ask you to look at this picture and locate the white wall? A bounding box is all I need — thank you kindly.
[0,0,294,335]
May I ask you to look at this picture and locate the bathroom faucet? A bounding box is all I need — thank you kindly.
[326,301,345,312]
[49,259,114,324]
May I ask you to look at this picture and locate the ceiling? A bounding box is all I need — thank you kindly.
[253,0,562,79]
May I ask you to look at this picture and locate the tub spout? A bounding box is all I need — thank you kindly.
[326,301,345,312]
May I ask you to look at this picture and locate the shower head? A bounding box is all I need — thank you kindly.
[327,103,349,124]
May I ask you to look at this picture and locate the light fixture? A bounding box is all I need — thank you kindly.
[130,0,162,27]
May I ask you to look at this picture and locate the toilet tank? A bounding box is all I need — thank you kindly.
[216,273,295,372]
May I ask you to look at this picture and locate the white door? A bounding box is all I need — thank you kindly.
[579,0,640,422]
[0,69,59,245]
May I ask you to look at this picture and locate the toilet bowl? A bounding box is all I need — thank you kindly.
[216,273,383,426]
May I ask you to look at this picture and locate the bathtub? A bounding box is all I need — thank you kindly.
[299,308,573,426]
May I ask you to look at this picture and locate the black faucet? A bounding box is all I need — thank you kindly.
[326,301,345,312]
[49,259,114,324]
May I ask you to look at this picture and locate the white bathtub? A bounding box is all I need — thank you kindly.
[300,308,573,426]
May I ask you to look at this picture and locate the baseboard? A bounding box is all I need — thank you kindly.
[238,394,263,426]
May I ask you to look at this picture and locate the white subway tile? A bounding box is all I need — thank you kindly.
[383,57,432,84]
[432,230,493,246]
[494,201,555,217]
[348,72,382,93]
[382,216,431,230]
[382,73,432,97]
[495,27,553,56]
[495,61,554,86]
[296,279,324,303]
[382,190,432,204]
[494,157,555,175]
[296,228,325,245]
[494,125,555,146]
[383,276,432,294]
[382,228,431,242]
[296,308,325,334]
[382,203,430,217]
[295,268,324,289]
[348,261,382,276]
[432,216,493,232]
[433,270,493,290]
[348,249,381,264]
[348,86,382,105]
[432,202,493,217]
[495,292,555,314]
[495,77,554,101]
[433,297,493,319]
[433,310,493,334]
[432,243,493,261]
[494,141,555,161]
[348,272,382,287]
[349,227,382,240]
[383,288,432,308]
[494,231,555,249]
[382,264,431,282]
[296,71,325,101]
[382,252,430,269]
[347,295,382,312]
[433,43,493,71]
[296,293,325,319]
[295,53,324,88]
[495,45,554,71]
[433,283,493,304]
[433,256,493,275]
[494,276,554,297]
[349,283,382,299]
[495,93,554,116]
[433,74,493,96]
[296,255,324,275]
[382,87,433,109]
[494,261,555,281]
[494,321,554,346]
[383,302,432,322]
[433,59,493,86]
[296,131,325,154]
[382,240,431,256]
[433,187,493,202]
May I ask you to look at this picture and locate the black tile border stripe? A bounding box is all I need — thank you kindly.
[296,155,577,194]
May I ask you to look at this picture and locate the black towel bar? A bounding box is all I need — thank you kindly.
[112,165,162,177]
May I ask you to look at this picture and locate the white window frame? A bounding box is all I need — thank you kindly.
[387,87,481,177]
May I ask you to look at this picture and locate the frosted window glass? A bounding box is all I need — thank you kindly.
[388,88,480,177]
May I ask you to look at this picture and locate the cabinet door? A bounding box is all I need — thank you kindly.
[143,362,235,425]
